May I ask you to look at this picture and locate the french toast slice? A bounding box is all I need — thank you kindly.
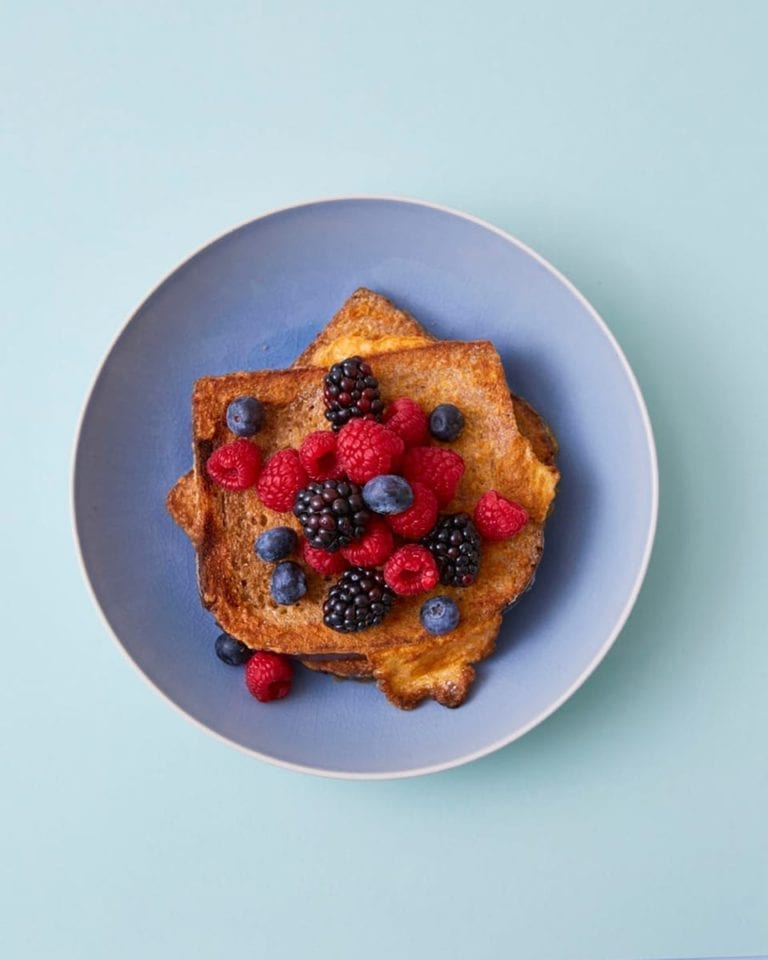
[190,340,557,660]
[167,290,559,707]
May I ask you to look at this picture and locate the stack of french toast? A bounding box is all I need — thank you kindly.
[167,289,559,709]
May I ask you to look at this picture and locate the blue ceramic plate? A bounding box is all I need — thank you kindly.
[74,197,657,779]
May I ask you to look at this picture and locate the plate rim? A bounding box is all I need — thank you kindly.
[71,194,659,780]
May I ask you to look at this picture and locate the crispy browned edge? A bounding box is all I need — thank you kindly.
[292,287,437,366]
[509,393,559,468]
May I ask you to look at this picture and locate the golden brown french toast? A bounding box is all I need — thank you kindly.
[190,340,556,658]
[167,290,559,707]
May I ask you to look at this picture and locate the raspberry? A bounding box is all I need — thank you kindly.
[383,397,429,448]
[256,449,308,512]
[474,491,529,541]
[402,446,465,507]
[386,482,438,539]
[336,418,405,485]
[206,439,261,491]
[302,538,348,575]
[244,651,294,702]
[383,545,439,596]
[299,431,343,481]
[341,517,395,566]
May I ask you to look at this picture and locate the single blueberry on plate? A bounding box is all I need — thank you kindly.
[215,632,253,666]
[226,395,265,437]
[270,561,307,605]
[362,474,414,515]
[420,596,460,635]
[255,526,297,562]
[429,403,464,441]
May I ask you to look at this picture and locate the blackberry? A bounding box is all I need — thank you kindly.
[293,479,369,552]
[323,567,394,633]
[422,513,481,587]
[323,356,384,431]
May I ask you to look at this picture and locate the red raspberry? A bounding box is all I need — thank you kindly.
[383,545,439,596]
[302,538,348,575]
[206,439,261,491]
[383,397,429,448]
[299,431,344,481]
[256,449,308,512]
[244,651,294,702]
[336,418,405,485]
[474,491,529,541]
[402,447,465,507]
[386,481,438,539]
[341,517,395,566]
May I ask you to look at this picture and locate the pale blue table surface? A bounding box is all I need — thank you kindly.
[2,2,766,958]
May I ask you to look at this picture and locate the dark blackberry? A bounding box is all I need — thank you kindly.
[323,567,394,633]
[422,513,481,587]
[323,356,384,431]
[293,479,369,552]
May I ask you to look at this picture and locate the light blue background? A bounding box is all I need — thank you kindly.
[2,2,766,958]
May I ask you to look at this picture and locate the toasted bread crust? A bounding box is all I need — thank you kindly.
[165,470,200,543]
[293,288,436,367]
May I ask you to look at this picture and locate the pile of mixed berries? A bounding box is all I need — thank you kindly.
[205,357,529,702]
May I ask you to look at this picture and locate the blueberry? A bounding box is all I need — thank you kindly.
[270,561,307,605]
[226,395,265,437]
[419,596,460,635]
[429,403,465,441]
[362,475,414,515]
[215,632,253,666]
[255,526,297,562]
